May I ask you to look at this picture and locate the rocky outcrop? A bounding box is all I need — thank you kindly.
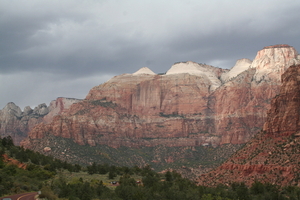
[43,97,82,123]
[197,64,300,187]
[220,58,252,82]
[166,61,225,91]
[0,102,45,145]
[209,44,299,144]
[251,44,299,82]
[0,97,81,145]
[2,154,27,169]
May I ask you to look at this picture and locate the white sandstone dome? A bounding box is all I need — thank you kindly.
[166,61,222,91]
[221,58,252,82]
[166,61,207,75]
[133,67,156,75]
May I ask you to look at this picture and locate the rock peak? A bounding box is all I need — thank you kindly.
[166,61,224,91]
[221,58,252,82]
[250,44,299,82]
[3,102,22,117]
[263,44,292,49]
[133,67,156,75]
[165,61,211,76]
[4,102,18,109]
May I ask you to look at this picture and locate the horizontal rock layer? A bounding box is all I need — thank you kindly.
[19,45,300,150]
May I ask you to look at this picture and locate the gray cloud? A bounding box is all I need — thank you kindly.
[1,0,300,109]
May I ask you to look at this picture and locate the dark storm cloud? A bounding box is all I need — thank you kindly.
[1,0,300,109]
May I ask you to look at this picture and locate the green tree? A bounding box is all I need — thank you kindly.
[3,164,17,176]
[165,171,173,182]
[87,162,97,175]
[78,182,94,200]
[115,175,142,200]
[2,136,14,148]
[250,181,265,195]
[108,170,117,179]
[142,173,160,188]
[231,182,250,200]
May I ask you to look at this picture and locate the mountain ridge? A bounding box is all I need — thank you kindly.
[1,44,299,171]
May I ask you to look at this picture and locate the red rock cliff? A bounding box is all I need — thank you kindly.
[23,67,227,148]
[197,64,300,187]
[263,64,300,137]
[20,45,300,150]
[210,45,299,144]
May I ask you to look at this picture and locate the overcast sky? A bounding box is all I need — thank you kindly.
[1,0,300,110]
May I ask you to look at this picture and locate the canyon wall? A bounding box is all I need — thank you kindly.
[197,64,300,186]
[0,97,81,144]
[18,45,299,150]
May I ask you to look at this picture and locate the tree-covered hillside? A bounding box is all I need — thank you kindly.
[1,136,300,200]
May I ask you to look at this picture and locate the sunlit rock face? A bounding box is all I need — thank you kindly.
[166,61,225,91]
[220,58,252,82]
[251,44,299,81]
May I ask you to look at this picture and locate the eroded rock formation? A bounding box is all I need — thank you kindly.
[19,45,300,151]
[197,64,300,187]
[0,97,81,144]
[211,45,299,144]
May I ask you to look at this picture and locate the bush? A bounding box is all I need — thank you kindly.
[40,186,58,200]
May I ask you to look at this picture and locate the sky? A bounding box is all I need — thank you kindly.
[1,0,300,110]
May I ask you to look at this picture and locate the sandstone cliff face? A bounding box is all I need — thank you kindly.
[263,64,300,137]
[251,44,299,82]
[0,97,81,145]
[24,69,227,148]
[209,45,299,144]
[197,64,300,187]
[165,61,225,91]
[20,45,300,151]
[43,97,82,123]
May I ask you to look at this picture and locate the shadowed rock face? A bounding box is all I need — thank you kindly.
[263,64,300,137]
[0,97,81,145]
[18,45,300,151]
[197,64,300,187]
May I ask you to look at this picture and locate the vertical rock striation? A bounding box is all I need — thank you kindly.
[263,64,300,137]
[19,45,300,151]
[210,44,299,144]
[197,64,300,187]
